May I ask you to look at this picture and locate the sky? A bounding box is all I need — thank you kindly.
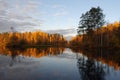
[0,0,120,37]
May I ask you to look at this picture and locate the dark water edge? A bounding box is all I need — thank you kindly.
[0,47,120,80]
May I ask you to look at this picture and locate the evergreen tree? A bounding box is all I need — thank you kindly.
[78,7,105,34]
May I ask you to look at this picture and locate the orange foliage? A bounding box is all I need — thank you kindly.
[70,21,120,48]
[0,31,67,46]
[0,47,65,58]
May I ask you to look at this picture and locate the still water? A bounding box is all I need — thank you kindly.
[0,47,120,80]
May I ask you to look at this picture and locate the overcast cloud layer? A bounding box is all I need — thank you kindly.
[0,0,42,32]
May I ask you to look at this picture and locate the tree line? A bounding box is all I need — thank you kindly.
[69,7,120,49]
[70,21,120,48]
[0,30,67,47]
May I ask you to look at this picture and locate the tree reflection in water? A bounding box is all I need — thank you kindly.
[9,50,17,67]
[71,47,120,71]
[7,47,26,67]
[77,57,106,80]
[4,47,65,67]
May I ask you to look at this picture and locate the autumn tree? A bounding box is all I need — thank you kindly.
[70,21,120,48]
[3,30,67,47]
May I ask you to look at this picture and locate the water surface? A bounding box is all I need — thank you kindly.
[0,47,120,80]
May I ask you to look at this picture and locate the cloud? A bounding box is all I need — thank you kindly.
[45,28,77,40]
[52,4,68,16]
[0,19,37,32]
[0,0,9,17]
[0,0,43,32]
[22,1,40,14]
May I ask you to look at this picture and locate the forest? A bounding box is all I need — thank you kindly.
[70,7,120,49]
[0,21,120,49]
[70,21,120,49]
[0,30,67,47]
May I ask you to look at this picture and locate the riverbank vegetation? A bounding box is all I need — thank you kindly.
[69,21,120,49]
[0,31,67,48]
[69,7,120,49]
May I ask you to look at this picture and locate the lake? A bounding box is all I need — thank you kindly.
[0,47,120,80]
